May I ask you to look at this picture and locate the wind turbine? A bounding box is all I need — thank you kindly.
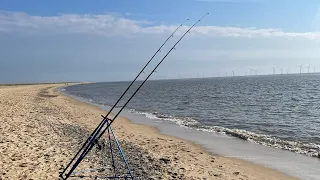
[245,72,247,76]
[255,69,258,76]
[272,67,276,75]
[314,66,316,73]
[232,70,235,77]
[250,68,253,76]
[308,65,311,73]
[280,68,283,75]
[286,68,290,74]
[298,64,303,74]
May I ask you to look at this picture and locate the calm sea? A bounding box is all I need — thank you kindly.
[64,74,320,158]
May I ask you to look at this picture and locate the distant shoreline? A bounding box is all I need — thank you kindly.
[0,82,82,86]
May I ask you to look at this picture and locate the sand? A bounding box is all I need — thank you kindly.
[0,84,299,179]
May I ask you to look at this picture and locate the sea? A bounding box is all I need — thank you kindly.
[62,73,320,180]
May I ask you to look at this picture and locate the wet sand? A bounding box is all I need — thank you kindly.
[0,84,299,179]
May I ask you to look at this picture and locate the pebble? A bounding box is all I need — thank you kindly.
[233,171,240,175]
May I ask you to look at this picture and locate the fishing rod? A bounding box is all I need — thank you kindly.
[97,13,209,140]
[62,13,209,179]
[60,19,188,179]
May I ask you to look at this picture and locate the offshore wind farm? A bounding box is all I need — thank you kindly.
[174,64,319,80]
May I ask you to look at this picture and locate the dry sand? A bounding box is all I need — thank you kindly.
[0,84,299,180]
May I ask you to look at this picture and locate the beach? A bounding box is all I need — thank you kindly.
[0,84,299,180]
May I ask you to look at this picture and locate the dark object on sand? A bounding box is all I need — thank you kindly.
[59,13,209,180]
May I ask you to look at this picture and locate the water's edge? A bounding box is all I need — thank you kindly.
[58,85,320,180]
[62,80,320,159]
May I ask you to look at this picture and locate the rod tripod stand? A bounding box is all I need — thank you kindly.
[60,118,133,179]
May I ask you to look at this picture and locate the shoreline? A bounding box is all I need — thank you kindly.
[0,84,299,179]
[58,84,301,179]
[63,80,320,159]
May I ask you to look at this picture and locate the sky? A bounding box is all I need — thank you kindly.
[1,0,320,83]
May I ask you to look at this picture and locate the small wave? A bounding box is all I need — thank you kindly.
[196,125,320,158]
[128,108,320,158]
[128,109,199,126]
[88,99,95,103]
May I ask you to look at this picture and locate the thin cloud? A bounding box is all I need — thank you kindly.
[1,11,320,40]
[312,6,320,30]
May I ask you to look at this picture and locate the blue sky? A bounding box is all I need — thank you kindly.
[1,0,320,83]
[1,0,319,31]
